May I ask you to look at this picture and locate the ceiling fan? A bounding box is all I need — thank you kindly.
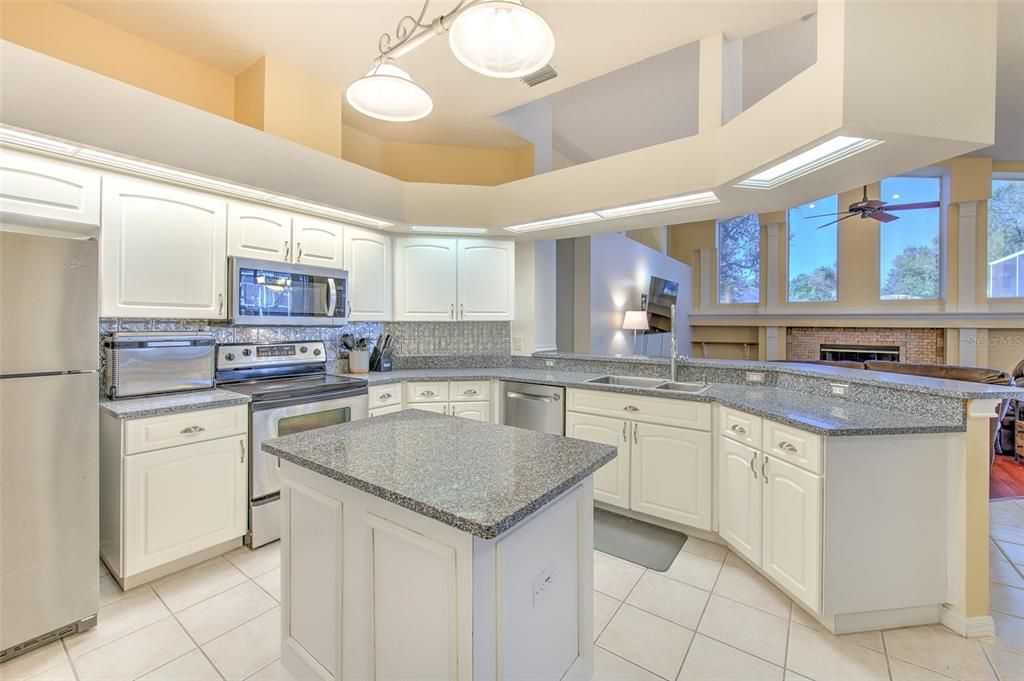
[806,185,941,229]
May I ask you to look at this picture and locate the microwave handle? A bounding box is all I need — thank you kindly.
[327,278,337,317]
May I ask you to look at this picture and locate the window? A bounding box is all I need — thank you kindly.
[788,195,838,302]
[988,178,1024,298]
[879,176,941,300]
[717,214,760,303]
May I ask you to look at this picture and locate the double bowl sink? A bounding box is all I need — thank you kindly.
[584,375,711,395]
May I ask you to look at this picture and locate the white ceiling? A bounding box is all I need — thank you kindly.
[62,0,816,149]
[978,0,1024,161]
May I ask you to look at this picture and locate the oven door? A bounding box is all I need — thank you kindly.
[250,391,368,502]
[230,257,349,326]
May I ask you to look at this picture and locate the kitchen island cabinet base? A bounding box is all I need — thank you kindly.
[279,460,594,681]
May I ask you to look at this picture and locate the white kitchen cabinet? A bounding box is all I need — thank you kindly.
[456,239,515,321]
[566,412,629,509]
[293,215,344,268]
[0,148,101,232]
[451,401,490,422]
[369,404,403,418]
[343,226,392,320]
[101,175,228,319]
[762,455,822,613]
[630,422,711,529]
[718,437,762,566]
[227,201,292,262]
[125,435,248,576]
[394,238,459,320]
[410,402,449,415]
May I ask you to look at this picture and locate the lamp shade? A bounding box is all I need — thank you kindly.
[622,310,649,331]
[448,0,555,79]
[345,62,433,122]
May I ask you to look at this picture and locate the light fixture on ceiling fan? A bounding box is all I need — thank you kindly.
[806,185,941,229]
[345,0,555,122]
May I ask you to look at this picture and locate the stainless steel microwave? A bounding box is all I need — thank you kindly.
[229,257,349,326]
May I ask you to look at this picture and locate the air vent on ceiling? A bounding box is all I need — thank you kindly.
[520,64,559,87]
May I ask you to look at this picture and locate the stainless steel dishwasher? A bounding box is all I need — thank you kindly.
[500,381,565,435]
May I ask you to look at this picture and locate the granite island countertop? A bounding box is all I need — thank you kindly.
[99,389,251,419]
[342,368,971,436]
[262,409,616,539]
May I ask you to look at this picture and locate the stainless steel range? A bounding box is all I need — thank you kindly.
[216,340,367,548]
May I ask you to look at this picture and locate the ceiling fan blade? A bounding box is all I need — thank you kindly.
[864,199,886,209]
[815,213,859,229]
[873,211,899,223]
[804,211,854,218]
[883,201,941,211]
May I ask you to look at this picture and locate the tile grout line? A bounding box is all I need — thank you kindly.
[879,621,894,681]
[672,551,726,679]
[147,581,228,681]
[60,637,81,681]
[783,600,793,678]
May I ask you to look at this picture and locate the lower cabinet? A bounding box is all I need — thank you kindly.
[565,412,629,509]
[717,438,762,566]
[369,404,403,418]
[630,423,711,529]
[451,401,490,421]
[761,455,822,611]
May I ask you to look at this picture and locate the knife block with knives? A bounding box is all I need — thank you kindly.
[369,333,394,372]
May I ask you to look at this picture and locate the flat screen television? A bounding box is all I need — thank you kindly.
[645,276,679,333]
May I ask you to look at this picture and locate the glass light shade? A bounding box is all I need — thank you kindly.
[622,310,649,331]
[345,63,433,122]
[448,0,555,79]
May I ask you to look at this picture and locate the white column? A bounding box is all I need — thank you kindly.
[698,247,713,311]
[956,201,981,312]
[764,326,785,360]
[764,223,782,312]
[958,328,979,367]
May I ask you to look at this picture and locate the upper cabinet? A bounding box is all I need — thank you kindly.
[227,203,345,268]
[101,175,227,319]
[394,237,515,321]
[294,215,344,268]
[343,226,392,321]
[0,148,101,233]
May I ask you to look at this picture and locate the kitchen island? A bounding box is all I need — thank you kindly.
[262,409,616,681]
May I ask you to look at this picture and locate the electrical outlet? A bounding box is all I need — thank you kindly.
[513,336,523,351]
[830,383,849,397]
[745,372,765,383]
[545,360,554,367]
[532,564,557,606]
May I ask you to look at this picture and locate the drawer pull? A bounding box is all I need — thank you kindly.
[421,390,435,397]
[463,389,478,396]
[379,392,392,401]
[180,425,206,435]
[778,441,798,453]
[749,453,758,479]
[623,405,639,412]
[730,424,747,435]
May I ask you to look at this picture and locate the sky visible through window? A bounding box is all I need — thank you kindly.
[788,195,838,302]
[879,176,940,300]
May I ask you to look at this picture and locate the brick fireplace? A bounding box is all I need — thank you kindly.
[786,327,945,364]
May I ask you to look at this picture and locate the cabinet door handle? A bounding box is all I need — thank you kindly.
[460,303,464,319]
[778,441,798,453]
[180,425,205,434]
[450,303,455,319]
[218,293,224,315]
[749,452,758,479]
[623,405,639,412]
[295,242,303,262]
[283,240,290,261]
[633,422,638,444]
[240,439,246,464]
[622,421,628,441]
[730,424,747,434]
[347,301,352,318]
[762,456,768,484]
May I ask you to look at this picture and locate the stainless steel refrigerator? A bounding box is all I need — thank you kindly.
[0,231,99,661]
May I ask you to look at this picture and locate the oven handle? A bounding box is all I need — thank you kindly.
[327,278,337,317]
[251,388,367,412]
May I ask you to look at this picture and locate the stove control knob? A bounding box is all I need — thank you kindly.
[313,348,322,356]
[242,348,252,357]
[299,346,308,353]
[224,352,236,361]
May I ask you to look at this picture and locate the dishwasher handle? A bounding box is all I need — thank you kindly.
[505,390,560,403]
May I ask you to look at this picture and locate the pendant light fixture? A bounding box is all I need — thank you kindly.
[347,0,554,122]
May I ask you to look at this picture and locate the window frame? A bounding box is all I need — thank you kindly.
[785,194,840,304]
[986,172,1024,302]
[876,175,943,303]
[715,213,761,305]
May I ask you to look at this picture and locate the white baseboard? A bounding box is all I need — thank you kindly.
[831,604,942,634]
[940,607,996,638]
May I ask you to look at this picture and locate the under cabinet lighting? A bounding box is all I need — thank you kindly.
[504,212,601,233]
[410,225,489,234]
[595,191,719,218]
[735,136,883,190]
[267,196,393,228]
[0,127,80,155]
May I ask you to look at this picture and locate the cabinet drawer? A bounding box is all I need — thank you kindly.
[450,380,491,402]
[369,384,401,408]
[566,389,710,430]
[125,405,248,455]
[720,406,763,449]
[369,404,403,417]
[406,382,449,403]
[764,420,822,474]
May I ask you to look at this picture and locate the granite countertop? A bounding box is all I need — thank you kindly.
[100,389,251,419]
[262,409,616,539]
[344,368,966,436]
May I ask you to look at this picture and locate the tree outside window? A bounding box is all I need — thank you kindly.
[988,179,1024,298]
[879,176,941,300]
[717,214,760,304]
[788,195,838,302]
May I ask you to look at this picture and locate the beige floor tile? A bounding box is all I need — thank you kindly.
[983,643,1024,681]
[884,624,996,680]
[594,591,621,641]
[787,623,889,681]
[991,612,1024,655]
[245,658,325,681]
[594,551,645,600]
[99,574,129,607]
[253,568,282,602]
[0,642,68,681]
[152,557,247,613]
[225,543,281,579]
[677,634,784,681]
[992,558,1024,588]
[680,538,728,562]
[592,646,662,681]
[24,661,74,681]
[697,595,789,666]
[596,604,693,680]
[999,542,1024,567]
[202,607,281,681]
[177,581,278,645]
[712,561,791,619]
[888,658,958,680]
[65,587,170,659]
[784,671,813,681]
[992,583,1024,618]
[660,550,723,592]
[73,617,194,681]
[626,572,710,630]
[791,604,820,629]
[139,649,221,681]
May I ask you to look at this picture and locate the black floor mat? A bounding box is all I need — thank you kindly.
[594,507,687,571]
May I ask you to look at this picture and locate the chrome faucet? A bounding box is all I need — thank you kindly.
[669,304,688,382]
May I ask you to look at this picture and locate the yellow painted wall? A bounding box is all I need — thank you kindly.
[341,124,385,174]
[379,140,534,186]
[262,57,342,158]
[234,58,266,131]
[0,0,235,118]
